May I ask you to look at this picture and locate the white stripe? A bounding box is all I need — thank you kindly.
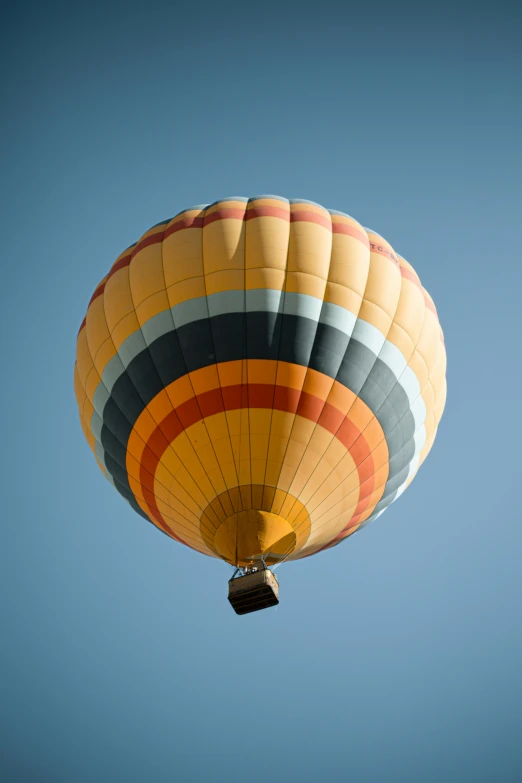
[284,291,323,320]
[320,301,357,337]
[351,317,386,355]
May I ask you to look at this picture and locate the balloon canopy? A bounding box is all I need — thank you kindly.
[75,196,446,568]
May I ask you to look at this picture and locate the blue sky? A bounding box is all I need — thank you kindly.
[2,2,522,781]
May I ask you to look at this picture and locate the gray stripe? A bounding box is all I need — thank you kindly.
[207,289,244,317]
[172,296,208,328]
[142,308,174,345]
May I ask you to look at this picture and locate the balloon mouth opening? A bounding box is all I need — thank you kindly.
[199,485,313,567]
[213,510,296,567]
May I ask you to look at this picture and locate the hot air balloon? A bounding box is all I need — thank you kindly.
[74,196,446,614]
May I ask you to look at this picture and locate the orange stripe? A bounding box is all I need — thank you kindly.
[332,220,370,246]
[245,205,290,221]
[164,214,205,237]
[290,209,331,230]
[136,382,375,544]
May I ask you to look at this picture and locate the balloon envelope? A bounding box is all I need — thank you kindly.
[75,196,446,566]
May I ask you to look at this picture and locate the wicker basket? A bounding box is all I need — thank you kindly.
[228,569,279,615]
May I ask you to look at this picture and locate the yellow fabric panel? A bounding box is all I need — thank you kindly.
[205,269,244,296]
[245,267,285,291]
[306,512,358,555]
[84,275,108,321]
[129,240,166,307]
[158,448,209,512]
[166,277,207,308]
[81,396,95,440]
[310,435,387,530]
[146,497,211,553]
[152,473,202,529]
[110,311,141,352]
[390,276,426,352]
[103,265,135,336]
[327,229,370,297]
[306,450,361,517]
[324,280,363,317]
[265,410,299,486]
[276,422,321,499]
[288,430,353,510]
[83,361,102,405]
[136,290,170,329]
[204,424,240,490]
[168,431,221,503]
[416,338,446,451]
[286,270,328,298]
[163,215,205,289]
[286,219,332,299]
[428,342,447,419]
[249,408,272,440]
[298,435,356,517]
[101,269,141,355]
[75,326,95,391]
[203,206,247,276]
[416,309,441,378]
[359,241,402,330]
[245,212,290,271]
[358,298,395,336]
[312,494,361,538]
[287,217,332,278]
[238,409,252,487]
[80,409,96,454]
[415,312,443,422]
[85,295,114,371]
[180,420,230,497]
[73,364,98,455]
[387,319,416,364]
[92,338,117,382]
[152,473,205,531]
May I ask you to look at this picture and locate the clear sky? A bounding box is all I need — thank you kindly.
[2,2,521,781]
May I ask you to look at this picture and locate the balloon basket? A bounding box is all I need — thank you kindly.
[228,569,279,615]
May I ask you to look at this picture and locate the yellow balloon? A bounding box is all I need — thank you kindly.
[75,196,446,569]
